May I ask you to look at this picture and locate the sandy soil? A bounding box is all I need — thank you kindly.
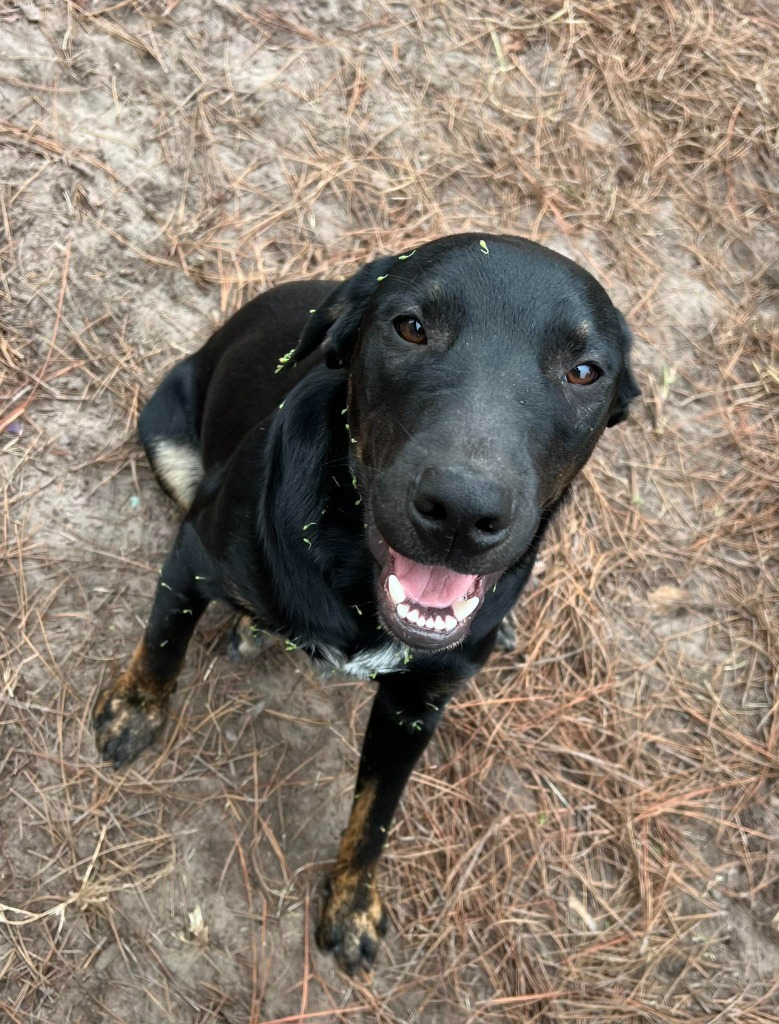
[1,2,777,1022]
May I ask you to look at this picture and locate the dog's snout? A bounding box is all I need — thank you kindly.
[410,467,513,556]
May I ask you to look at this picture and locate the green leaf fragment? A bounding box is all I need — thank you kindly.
[275,348,296,374]
[661,365,677,399]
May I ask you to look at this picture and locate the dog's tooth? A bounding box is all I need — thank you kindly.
[406,607,420,624]
[426,616,436,629]
[387,574,406,605]
[452,596,479,621]
[397,603,409,619]
[434,615,446,631]
[445,615,457,631]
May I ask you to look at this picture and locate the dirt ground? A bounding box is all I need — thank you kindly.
[1,1,777,1022]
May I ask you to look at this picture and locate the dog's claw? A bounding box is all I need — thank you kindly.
[93,688,167,768]
[316,875,387,974]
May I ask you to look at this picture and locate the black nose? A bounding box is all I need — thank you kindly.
[410,466,513,556]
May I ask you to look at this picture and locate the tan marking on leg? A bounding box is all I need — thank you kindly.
[317,780,387,972]
[335,780,377,873]
[113,639,179,699]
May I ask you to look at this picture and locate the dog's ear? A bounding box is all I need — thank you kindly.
[293,255,396,369]
[607,310,641,427]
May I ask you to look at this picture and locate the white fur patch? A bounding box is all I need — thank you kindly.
[318,639,410,678]
[149,439,204,510]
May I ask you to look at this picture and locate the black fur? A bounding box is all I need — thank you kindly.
[95,233,640,973]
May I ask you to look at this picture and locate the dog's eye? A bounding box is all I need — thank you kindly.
[394,316,427,345]
[565,363,601,385]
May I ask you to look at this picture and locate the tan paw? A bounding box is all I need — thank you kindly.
[316,870,388,974]
[226,614,268,661]
[93,685,167,768]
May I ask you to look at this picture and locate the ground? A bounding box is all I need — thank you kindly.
[0,2,777,1022]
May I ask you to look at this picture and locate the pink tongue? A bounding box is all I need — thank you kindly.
[392,550,478,609]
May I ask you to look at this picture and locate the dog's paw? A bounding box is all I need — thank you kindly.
[226,614,268,661]
[93,685,167,768]
[316,871,388,975]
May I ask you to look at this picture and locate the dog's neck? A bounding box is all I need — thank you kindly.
[255,367,384,658]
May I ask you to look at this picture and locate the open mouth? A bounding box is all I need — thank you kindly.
[373,539,496,651]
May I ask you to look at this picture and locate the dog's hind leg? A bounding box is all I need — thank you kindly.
[93,524,209,767]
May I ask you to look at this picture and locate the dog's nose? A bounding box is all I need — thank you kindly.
[410,467,513,555]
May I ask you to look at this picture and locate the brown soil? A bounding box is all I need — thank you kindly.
[1,2,777,1022]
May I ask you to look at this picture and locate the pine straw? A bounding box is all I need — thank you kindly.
[1,1,777,1022]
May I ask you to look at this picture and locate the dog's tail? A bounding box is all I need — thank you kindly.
[138,356,205,511]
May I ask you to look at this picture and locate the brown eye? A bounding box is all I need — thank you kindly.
[565,363,601,385]
[394,316,427,345]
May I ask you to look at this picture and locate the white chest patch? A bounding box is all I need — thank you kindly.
[317,639,411,678]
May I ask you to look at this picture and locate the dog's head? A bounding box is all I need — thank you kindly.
[294,234,640,651]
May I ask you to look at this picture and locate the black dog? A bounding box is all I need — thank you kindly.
[94,233,639,973]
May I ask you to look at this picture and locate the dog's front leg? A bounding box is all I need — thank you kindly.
[317,674,460,974]
[93,524,210,767]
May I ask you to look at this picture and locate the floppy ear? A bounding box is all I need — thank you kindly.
[607,311,641,427]
[293,255,396,369]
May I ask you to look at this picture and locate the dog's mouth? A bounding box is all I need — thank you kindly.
[371,531,497,651]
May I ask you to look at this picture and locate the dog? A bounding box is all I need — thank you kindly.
[93,233,639,973]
